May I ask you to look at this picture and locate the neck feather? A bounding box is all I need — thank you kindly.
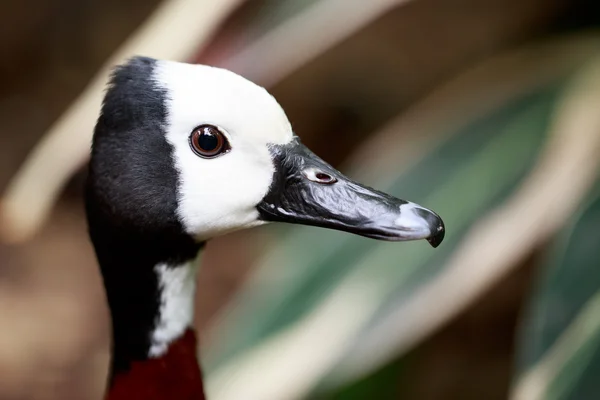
[89,228,205,398]
[149,260,199,356]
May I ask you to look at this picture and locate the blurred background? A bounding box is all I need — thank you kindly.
[1,0,600,399]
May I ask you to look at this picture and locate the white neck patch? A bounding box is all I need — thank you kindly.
[149,259,199,357]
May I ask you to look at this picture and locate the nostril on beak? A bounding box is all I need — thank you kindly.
[415,208,445,248]
[315,172,333,182]
[302,167,338,185]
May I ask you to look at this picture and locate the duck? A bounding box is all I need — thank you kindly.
[85,56,445,400]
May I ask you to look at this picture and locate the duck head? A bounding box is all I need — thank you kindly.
[87,56,445,399]
[89,56,444,248]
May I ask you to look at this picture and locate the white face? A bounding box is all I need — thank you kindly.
[153,60,294,240]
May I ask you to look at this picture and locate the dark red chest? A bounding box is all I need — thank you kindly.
[106,329,205,400]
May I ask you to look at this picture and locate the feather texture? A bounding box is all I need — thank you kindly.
[107,329,205,400]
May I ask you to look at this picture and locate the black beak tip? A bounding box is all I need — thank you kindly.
[427,222,445,248]
[415,208,445,248]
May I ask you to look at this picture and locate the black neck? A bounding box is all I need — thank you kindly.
[85,55,205,378]
[86,202,203,375]
[85,190,204,377]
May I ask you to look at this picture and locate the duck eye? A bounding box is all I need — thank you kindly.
[189,125,230,158]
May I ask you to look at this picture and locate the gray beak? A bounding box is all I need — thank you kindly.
[257,138,445,248]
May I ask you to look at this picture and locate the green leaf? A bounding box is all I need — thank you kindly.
[205,82,560,374]
[512,184,600,400]
[204,34,600,400]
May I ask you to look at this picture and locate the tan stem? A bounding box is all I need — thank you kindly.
[218,0,412,86]
[0,0,246,243]
[0,0,414,244]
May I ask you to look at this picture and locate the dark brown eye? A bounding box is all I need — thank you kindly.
[189,125,230,158]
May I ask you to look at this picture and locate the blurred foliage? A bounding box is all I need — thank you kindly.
[321,356,408,400]
[208,84,556,366]
[513,183,600,400]
[2,0,600,399]
[204,28,600,396]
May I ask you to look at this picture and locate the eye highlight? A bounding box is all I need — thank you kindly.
[189,125,231,158]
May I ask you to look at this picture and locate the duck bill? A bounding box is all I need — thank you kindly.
[257,139,445,248]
